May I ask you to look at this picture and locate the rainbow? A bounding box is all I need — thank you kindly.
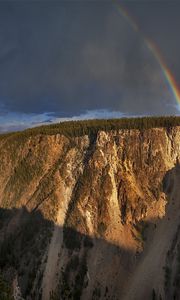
[113,1,180,107]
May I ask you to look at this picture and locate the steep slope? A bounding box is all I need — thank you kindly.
[0,119,180,300]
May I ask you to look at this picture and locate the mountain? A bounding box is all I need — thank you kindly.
[0,117,180,300]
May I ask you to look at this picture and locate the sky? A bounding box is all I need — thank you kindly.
[0,0,180,132]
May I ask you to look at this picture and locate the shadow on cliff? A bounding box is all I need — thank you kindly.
[163,158,180,198]
[0,162,180,299]
[0,206,136,300]
[0,206,53,298]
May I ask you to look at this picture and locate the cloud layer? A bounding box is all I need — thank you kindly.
[0,109,126,132]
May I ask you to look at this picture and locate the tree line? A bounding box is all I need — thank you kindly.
[1,116,180,141]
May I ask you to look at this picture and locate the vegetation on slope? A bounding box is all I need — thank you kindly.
[0,274,13,300]
[1,116,180,141]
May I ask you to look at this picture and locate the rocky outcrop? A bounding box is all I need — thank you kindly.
[0,126,180,299]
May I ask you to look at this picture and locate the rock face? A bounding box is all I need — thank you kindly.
[0,127,180,300]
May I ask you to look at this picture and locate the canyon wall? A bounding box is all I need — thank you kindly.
[0,126,180,300]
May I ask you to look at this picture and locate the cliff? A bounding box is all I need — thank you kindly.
[0,118,180,300]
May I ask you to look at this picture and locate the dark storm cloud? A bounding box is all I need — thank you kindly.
[124,0,180,83]
[0,0,179,131]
